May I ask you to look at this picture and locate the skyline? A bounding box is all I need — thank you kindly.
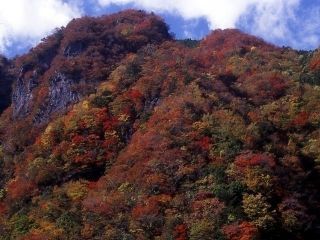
[0,0,319,58]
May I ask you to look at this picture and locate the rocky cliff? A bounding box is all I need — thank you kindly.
[0,56,14,114]
[0,10,319,240]
[10,10,170,123]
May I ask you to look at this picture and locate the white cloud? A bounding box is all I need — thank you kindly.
[97,0,299,29]
[96,0,320,49]
[0,0,82,55]
[0,0,319,56]
[290,6,320,49]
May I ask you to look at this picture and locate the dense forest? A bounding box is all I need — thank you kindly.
[0,10,319,240]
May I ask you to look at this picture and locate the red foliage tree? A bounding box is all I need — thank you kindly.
[223,221,259,240]
[309,51,320,71]
[234,152,276,171]
[195,136,212,151]
[291,111,309,128]
[174,224,188,240]
[237,72,288,105]
[6,177,37,200]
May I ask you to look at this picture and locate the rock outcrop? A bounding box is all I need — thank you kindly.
[0,56,14,114]
[10,10,171,123]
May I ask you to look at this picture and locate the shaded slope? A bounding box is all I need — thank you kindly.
[0,10,171,155]
[0,56,14,114]
[0,14,319,240]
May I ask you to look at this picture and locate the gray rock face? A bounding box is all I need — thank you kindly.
[12,67,39,118]
[33,72,80,123]
[63,41,86,57]
[12,68,80,124]
[0,56,13,114]
[8,10,171,125]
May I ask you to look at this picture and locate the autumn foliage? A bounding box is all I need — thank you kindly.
[0,10,319,240]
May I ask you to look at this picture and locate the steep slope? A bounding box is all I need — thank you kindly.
[11,10,170,122]
[0,11,319,240]
[0,56,14,114]
[0,10,171,156]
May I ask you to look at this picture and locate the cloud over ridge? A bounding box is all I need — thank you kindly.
[0,0,82,54]
[0,0,319,56]
[98,0,319,49]
[98,0,298,30]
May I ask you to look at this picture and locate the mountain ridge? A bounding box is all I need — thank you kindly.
[0,10,319,240]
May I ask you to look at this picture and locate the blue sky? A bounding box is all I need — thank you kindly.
[82,1,211,40]
[0,0,319,58]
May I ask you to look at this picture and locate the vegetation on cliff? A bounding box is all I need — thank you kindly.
[0,10,319,240]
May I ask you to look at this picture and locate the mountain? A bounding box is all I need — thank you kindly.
[0,10,319,240]
[0,56,14,114]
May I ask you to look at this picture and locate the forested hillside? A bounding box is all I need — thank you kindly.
[0,10,319,240]
[0,56,13,114]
